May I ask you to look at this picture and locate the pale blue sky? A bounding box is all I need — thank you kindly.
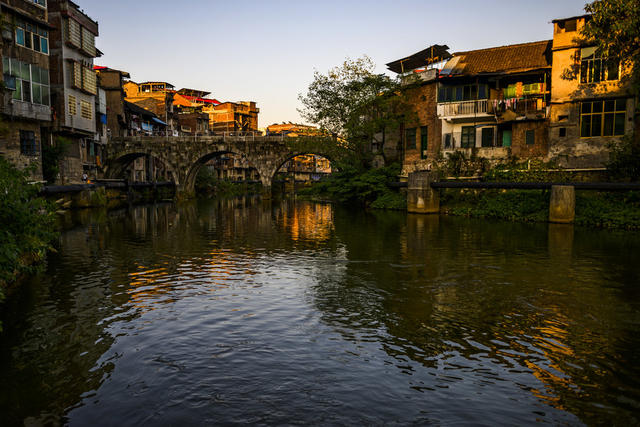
[79,0,588,127]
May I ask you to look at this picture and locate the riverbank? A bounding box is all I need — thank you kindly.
[439,188,640,230]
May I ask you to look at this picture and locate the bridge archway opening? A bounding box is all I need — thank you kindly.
[273,153,334,190]
[105,152,177,184]
[185,150,262,195]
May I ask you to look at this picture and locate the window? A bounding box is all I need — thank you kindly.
[526,129,535,145]
[70,62,97,95]
[3,57,50,105]
[481,127,495,147]
[82,67,97,94]
[580,48,619,83]
[559,127,567,137]
[461,126,475,148]
[439,84,488,102]
[65,18,82,49]
[405,127,416,149]
[20,130,37,156]
[81,27,96,57]
[556,19,577,33]
[32,0,46,7]
[80,100,92,120]
[15,19,49,54]
[68,95,77,115]
[580,99,627,137]
[72,62,82,88]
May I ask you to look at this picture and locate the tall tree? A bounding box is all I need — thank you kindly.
[298,56,410,167]
[582,0,640,135]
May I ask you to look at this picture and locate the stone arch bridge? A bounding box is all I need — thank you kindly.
[103,135,347,197]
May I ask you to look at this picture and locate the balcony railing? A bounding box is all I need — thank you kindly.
[491,97,546,116]
[437,99,489,117]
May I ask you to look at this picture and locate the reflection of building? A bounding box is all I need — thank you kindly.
[277,200,334,242]
[209,101,259,133]
[0,0,52,180]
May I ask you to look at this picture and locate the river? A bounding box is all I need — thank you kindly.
[1,198,639,425]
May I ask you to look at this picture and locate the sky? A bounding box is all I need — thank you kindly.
[79,0,589,128]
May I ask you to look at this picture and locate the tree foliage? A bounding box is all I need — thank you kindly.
[42,136,70,184]
[298,56,411,166]
[0,158,57,314]
[582,0,640,94]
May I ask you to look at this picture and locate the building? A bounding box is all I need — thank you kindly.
[278,154,332,182]
[386,45,448,175]
[47,0,100,183]
[209,101,259,133]
[436,40,552,161]
[392,13,636,176]
[172,88,217,135]
[0,0,52,180]
[266,123,324,137]
[94,65,130,138]
[124,80,176,134]
[548,14,636,168]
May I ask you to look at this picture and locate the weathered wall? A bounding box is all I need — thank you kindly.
[511,120,549,159]
[401,82,441,175]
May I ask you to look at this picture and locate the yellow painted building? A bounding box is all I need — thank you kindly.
[548,15,636,168]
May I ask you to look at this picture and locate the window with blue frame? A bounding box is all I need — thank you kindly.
[15,19,49,54]
[438,84,488,103]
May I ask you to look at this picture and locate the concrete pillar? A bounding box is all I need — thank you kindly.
[407,171,439,214]
[549,185,575,224]
[261,185,272,200]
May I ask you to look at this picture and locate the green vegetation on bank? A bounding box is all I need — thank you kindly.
[195,167,262,197]
[297,163,406,210]
[0,158,57,328]
[440,188,640,230]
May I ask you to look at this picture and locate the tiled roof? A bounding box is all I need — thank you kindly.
[446,40,552,76]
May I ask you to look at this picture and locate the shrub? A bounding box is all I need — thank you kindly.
[0,158,57,319]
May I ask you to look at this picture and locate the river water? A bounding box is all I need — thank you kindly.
[1,198,639,425]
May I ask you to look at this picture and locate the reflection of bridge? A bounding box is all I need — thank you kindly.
[104,135,345,197]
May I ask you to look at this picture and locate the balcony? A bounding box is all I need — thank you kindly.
[1,99,51,121]
[492,97,547,119]
[437,99,489,118]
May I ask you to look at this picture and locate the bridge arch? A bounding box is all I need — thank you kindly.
[104,150,179,184]
[271,151,336,185]
[184,149,263,196]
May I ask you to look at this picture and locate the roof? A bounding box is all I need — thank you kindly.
[93,65,131,78]
[552,14,590,23]
[178,88,211,98]
[386,44,451,74]
[124,101,158,119]
[444,40,552,77]
[139,82,175,88]
[181,95,221,105]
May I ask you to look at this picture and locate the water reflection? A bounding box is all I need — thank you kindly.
[0,198,639,425]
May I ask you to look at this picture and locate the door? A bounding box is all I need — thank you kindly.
[420,126,428,159]
[502,130,512,147]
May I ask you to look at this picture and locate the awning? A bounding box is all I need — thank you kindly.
[152,117,168,126]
